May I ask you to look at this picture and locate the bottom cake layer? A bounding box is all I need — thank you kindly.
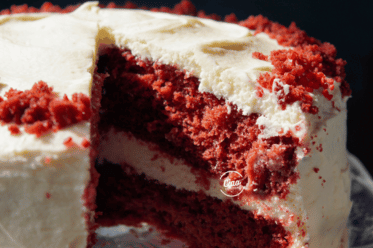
[95,160,293,248]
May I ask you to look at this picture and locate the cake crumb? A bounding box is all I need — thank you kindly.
[44,156,52,164]
[81,138,91,148]
[63,137,75,148]
[0,81,91,137]
[8,124,21,135]
[295,125,301,132]
[254,46,336,114]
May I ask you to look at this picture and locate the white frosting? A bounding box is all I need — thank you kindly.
[0,3,99,248]
[0,2,351,248]
[0,149,90,248]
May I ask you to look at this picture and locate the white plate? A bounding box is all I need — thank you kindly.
[94,153,373,248]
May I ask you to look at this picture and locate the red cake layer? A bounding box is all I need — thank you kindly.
[95,161,293,248]
[97,46,299,199]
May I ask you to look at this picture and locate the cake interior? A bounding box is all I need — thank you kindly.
[93,45,295,247]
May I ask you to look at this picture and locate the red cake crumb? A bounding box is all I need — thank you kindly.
[45,192,51,199]
[44,156,52,164]
[197,10,221,21]
[224,13,238,23]
[0,2,80,15]
[0,81,91,137]
[172,0,197,16]
[63,137,76,147]
[81,138,91,148]
[239,15,351,99]
[303,147,311,155]
[254,45,336,114]
[8,124,21,135]
[315,144,323,152]
[252,51,269,61]
[313,168,319,173]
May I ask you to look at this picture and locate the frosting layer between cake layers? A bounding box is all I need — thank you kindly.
[0,4,98,248]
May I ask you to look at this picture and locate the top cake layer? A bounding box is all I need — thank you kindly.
[98,6,347,142]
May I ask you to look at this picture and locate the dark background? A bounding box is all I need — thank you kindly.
[1,0,373,175]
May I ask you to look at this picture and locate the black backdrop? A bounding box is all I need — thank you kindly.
[1,0,373,175]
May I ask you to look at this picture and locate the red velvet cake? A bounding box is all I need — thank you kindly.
[0,1,351,248]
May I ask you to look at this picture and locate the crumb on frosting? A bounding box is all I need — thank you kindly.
[44,156,52,164]
[253,45,336,114]
[239,15,351,99]
[8,124,21,135]
[81,138,91,148]
[45,192,51,199]
[0,81,91,137]
[63,136,76,148]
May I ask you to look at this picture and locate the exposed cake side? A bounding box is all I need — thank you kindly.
[96,4,351,248]
[97,66,350,248]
